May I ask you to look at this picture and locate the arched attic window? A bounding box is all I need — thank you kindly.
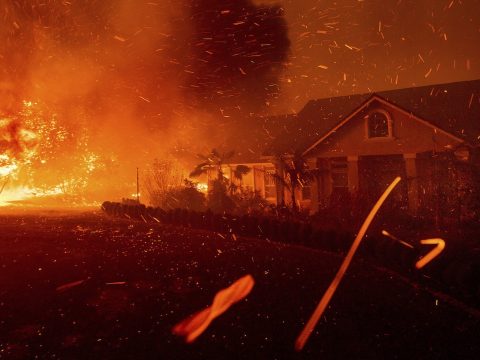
[366,110,392,139]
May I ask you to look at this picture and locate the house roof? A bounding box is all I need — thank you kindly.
[265,79,480,156]
[224,113,297,163]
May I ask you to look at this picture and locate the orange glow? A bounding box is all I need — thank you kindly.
[0,186,63,207]
[415,238,446,269]
[173,274,255,343]
[0,100,104,207]
[295,177,402,352]
[195,182,209,193]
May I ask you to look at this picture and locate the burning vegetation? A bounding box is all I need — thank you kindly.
[0,100,101,206]
[0,0,293,206]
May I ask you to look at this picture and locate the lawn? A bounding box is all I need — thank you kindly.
[0,210,478,359]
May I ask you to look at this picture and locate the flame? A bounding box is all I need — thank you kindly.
[0,186,64,206]
[195,182,208,192]
[0,100,103,207]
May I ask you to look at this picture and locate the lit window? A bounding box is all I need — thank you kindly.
[264,168,276,199]
[367,111,390,138]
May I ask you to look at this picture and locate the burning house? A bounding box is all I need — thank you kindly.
[223,79,480,218]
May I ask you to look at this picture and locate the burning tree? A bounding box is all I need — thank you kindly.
[0,100,102,206]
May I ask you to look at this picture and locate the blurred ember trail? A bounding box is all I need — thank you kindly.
[295,177,401,352]
[415,238,446,269]
[381,230,415,249]
[56,279,86,293]
[173,274,255,343]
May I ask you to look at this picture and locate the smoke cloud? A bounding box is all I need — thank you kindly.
[0,0,291,201]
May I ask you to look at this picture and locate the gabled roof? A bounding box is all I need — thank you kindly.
[265,79,480,156]
[302,94,466,156]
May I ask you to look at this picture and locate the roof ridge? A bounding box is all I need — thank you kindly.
[305,78,480,103]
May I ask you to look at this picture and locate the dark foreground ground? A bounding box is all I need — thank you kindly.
[0,210,478,359]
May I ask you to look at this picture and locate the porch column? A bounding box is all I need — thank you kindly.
[347,156,359,193]
[253,167,265,196]
[307,158,319,213]
[404,153,419,214]
[275,161,285,206]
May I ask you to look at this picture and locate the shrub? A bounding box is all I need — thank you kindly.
[207,178,235,214]
[231,189,270,215]
[162,180,206,212]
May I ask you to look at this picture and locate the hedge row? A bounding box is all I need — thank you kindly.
[101,201,480,307]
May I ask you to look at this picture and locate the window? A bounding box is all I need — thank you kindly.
[331,158,348,189]
[264,168,276,199]
[367,111,391,138]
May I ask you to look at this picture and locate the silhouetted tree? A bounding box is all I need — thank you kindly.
[273,151,317,211]
[190,149,251,213]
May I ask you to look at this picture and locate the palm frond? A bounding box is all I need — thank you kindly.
[233,165,250,180]
[189,163,209,178]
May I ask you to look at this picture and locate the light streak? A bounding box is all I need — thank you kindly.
[173,274,254,343]
[295,177,401,352]
[56,280,86,292]
[415,238,445,269]
[381,230,415,249]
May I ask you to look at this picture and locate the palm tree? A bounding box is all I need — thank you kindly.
[189,148,234,181]
[229,164,251,194]
[190,149,251,213]
[273,151,317,211]
[190,149,251,186]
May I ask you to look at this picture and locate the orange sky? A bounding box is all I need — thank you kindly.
[265,0,480,114]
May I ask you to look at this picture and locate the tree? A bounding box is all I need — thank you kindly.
[143,160,184,207]
[273,151,317,211]
[163,179,206,212]
[189,148,234,181]
[190,149,251,213]
[229,164,251,195]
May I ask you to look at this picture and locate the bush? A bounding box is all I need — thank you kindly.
[162,181,206,212]
[207,178,235,214]
[231,189,270,215]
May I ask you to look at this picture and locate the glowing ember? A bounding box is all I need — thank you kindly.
[173,274,255,343]
[416,238,446,269]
